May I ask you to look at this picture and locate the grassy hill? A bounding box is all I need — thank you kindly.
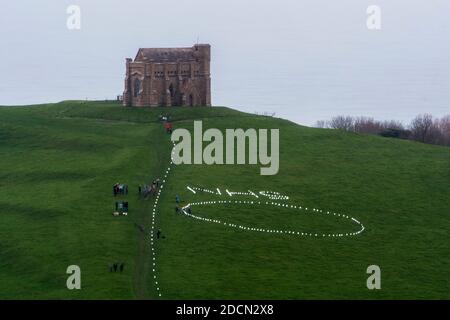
[0,101,449,299]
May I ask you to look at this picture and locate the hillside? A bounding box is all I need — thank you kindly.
[0,101,449,299]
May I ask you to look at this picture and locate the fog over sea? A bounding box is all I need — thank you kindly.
[1,0,449,125]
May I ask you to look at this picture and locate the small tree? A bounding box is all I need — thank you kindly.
[353,117,383,134]
[329,115,354,131]
[315,120,327,128]
[382,120,404,131]
[409,114,434,143]
[437,115,450,146]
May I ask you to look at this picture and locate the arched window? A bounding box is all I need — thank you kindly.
[133,78,141,98]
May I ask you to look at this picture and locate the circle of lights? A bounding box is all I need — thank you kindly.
[181,200,365,238]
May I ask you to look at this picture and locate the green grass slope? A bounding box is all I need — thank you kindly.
[0,101,449,299]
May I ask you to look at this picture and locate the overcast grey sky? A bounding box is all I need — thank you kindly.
[1,0,449,124]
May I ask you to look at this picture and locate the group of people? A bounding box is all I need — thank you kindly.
[113,201,128,216]
[113,183,128,196]
[109,262,125,273]
[115,201,128,211]
[112,182,129,216]
[138,179,161,198]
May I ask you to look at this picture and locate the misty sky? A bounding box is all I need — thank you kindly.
[1,0,449,125]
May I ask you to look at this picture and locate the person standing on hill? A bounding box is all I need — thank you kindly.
[164,121,173,134]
